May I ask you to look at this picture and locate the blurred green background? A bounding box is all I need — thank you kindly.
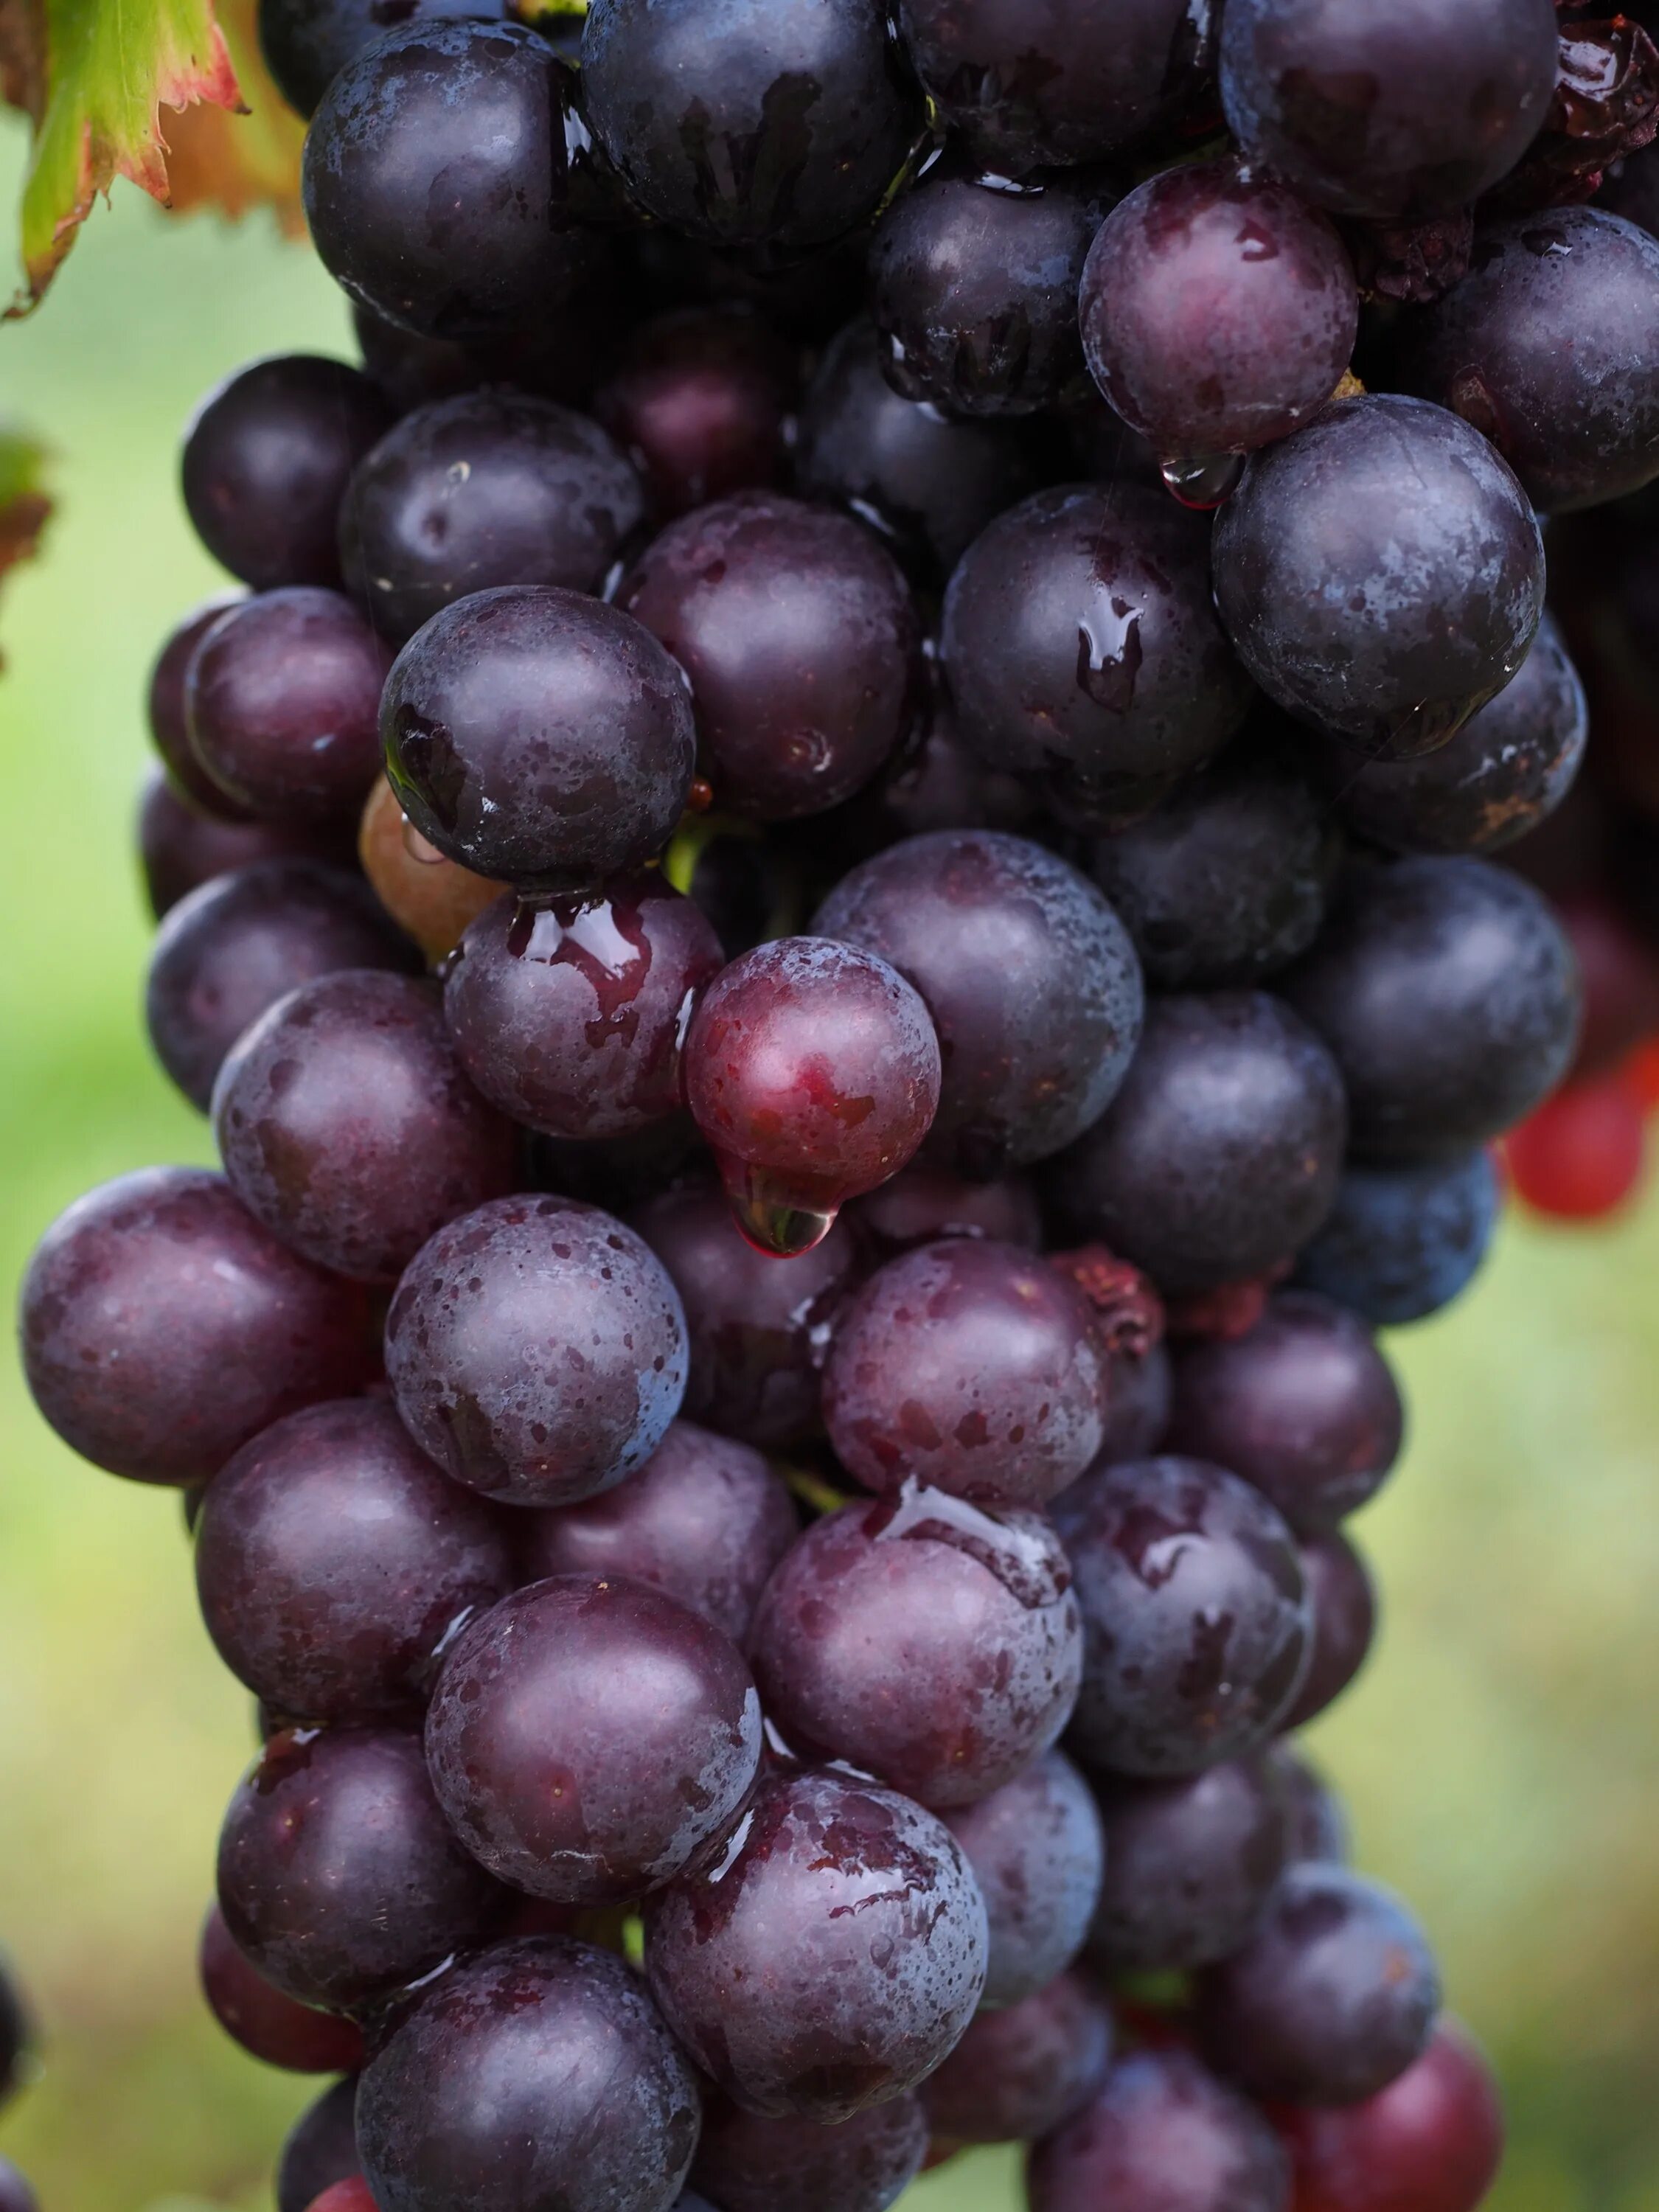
[0,110,1657,2212]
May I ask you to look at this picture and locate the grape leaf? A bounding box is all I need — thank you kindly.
[162,0,305,234]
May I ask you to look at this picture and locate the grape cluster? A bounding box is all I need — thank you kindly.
[30,0,1659,2205]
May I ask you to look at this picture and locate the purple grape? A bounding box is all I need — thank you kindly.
[815,831,1145,1179]
[1080,157,1358,464]
[594,307,800,521]
[849,1163,1043,1255]
[1197,1864,1441,2106]
[1028,2045,1292,2212]
[1092,1343,1174,1470]
[822,1239,1110,1509]
[942,484,1255,818]
[146,858,419,1112]
[1283,1531,1378,1731]
[195,1398,515,1724]
[643,1765,989,2121]
[148,595,247,813]
[1086,1757,1290,1975]
[1056,1455,1312,1777]
[382,585,696,894]
[1220,0,1559,220]
[20,1168,374,1486]
[213,971,517,1282]
[630,1184,863,1448]
[1212,397,1545,760]
[216,1726,504,2011]
[1328,614,1587,856]
[1402,206,1659,513]
[1164,1293,1404,1536]
[302,21,602,341]
[186,589,392,824]
[385,1194,688,1508]
[444,876,725,1142]
[582,0,921,259]
[852,686,1046,848]
[516,1419,799,1645]
[923,1971,1114,2146]
[352,284,627,416]
[137,773,341,920]
[277,2076,361,2212]
[619,492,922,824]
[1269,1745,1351,1865]
[425,1575,763,1904]
[355,1938,701,2212]
[181,355,392,591]
[1045,994,1347,1298]
[943,1749,1105,2008]
[690,2093,928,2212]
[1292,1150,1502,1328]
[1281,857,1580,1159]
[796,319,1040,580]
[896,0,1208,173]
[338,390,645,643]
[1087,754,1340,992]
[258,0,515,119]
[0,2161,34,2212]
[869,167,1104,418]
[750,1487,1082,1806]
[199,1902,366,2073]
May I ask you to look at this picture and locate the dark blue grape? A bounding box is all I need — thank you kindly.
[942,1749,1105,2008]
[1085,1756,1290,1975]
[690,2093,928,2212]
[1283,1530,1377,1730]
[1028,2046,1292,2212]
[1292,1151,1502,1326]
[258,0,514,118]
[276,2076,361,2212]
[923,1972,1113,2146]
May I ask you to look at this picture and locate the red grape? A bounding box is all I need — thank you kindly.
[1279,2019,1504,2212]
[1507,1076,1648,1221]
[199,1904,365,2073]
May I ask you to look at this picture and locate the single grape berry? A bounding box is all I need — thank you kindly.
[355,1938,702,2212]
[1086,1757,1290,1976]
[1212,396,1545,759]
[943,1750,1105,2008]
[302,21,601,341]
[815,830,1145,1180]
[145,858,420,1113]
[869,167,1105,419]
[216,1726,504,2012]
[1197,1864,1441,2107]
[138,772,341,921]
[823,1239,1110,1509]
[20,1169,373,1486]
[0,2162,35,2212]
[1283,1531,1378,1730]
[148,595,246,814]
[444,877,725,1141]
[942,484,1255,819]
[1507,1077,1649,1222]
[1281,857,1580,1160]
[185,591,392,825]
[425,1575,762,1905]
[1081,158,1358,467]
[357,776,504,962]
[385,1194,688,1508]
[750,1486,1083,1806]
[923,1972,1114,2146]
[1056,1455,1312,1777]
[1293,1151,1503,1328]
[1270,1744,1351,1867]
[338,391,644,643]
[1220,0,1559,220]
[1278,2019,1505,2212]
[277,2077,361,2212]
[631,1183,864,1448]
[619,491,923,824]
[198,1904,366,2073]
[194,1398,515,1725]
[1028,2046,1293,2212]
[644,1765,989,2121]
[684,936,942,1256]
[690,2093,930,2212]
[796,319,1040,580]
[1045,994,1348,1298]
[382,585,695,893]
[181,355,392,591]
[582,0,921,259]
[1327,614,1587,857]
[594,307,800,519]
[850,1161,1043,1255]
[258,0,515,119]
[517,1419,799,1646]
[1165,1293,1405,1536]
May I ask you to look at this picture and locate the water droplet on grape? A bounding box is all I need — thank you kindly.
[717,1155,839,1260]
[1159,453,1245,509]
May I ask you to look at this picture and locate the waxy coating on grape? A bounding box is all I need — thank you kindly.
[382,585,697,894]
[355,1938,703,2212]
[643,1765,990,2121]
[1277,2018,1505,2212]
[689,2093,929,2212]
[1284,1530,1378,1731]
[444,877,725,1142]
[942,1750,1105,2008]
[424,1573,763,1904]
[1292,1150,1503,1329]
[194,1398,515,1725]
[385,1194,689,1509]
[750,1485,1083,1808]
[1028,2045,1293,2212]
[684,936,942,1256]
[20,1168,374,1486]
[922,1970,1114,2148]
[198,1904,366,2073]
[1057,1455,1312,1778]
[1085,1757,1290,1976]
[823,1237,1110,1509]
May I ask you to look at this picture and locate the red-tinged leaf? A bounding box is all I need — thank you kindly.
[162,0,305,233]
